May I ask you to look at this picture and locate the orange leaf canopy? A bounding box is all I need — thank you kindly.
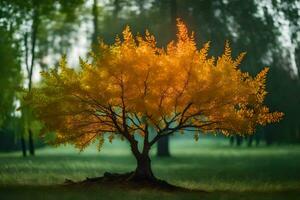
[27,20,283,150]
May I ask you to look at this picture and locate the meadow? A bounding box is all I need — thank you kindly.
[0,137,300,200]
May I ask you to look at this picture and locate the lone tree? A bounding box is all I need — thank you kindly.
[26,20,283,185]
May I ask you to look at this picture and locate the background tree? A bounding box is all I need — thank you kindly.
[0,21,23,154]
[0,28,21,128]
[26,21,282,183]
[0,0,84,156]
[91,0,99,52]
[0,1,26,153]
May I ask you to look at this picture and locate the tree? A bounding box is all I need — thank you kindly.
[23,0,84,156]
[26,20,282,183]
[0,27,22,127]
[0,26,23,155]
[1,0,84,156]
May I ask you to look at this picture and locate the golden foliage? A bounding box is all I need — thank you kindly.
[26,19,283,150]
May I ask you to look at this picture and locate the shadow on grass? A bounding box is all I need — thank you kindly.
[0,185,300,200]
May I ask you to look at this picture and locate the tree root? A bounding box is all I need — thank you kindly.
[64,171,205,193]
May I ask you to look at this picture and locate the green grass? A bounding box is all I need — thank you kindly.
[0,137,300,199]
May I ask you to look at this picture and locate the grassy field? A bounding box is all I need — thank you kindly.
[0,137,300,200]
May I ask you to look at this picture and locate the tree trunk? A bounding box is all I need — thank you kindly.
[114,0,121,17]
[156,0,178,158]
[132,153,155,181]
[129,140,155,181]
[236,136,243,146]
[91,0,99,52]
[28,129,35,156]
[157,136,170,157]
[170,0,177,27]
[26,4,39,156]
[247,135,253,147]
[21,135,27,157]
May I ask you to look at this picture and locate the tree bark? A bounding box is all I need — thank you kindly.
[133,153,154,181]
[129,139,155,181]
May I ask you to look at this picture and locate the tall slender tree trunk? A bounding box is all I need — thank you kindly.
[28,128,35,156]
[27,4,39,156]
[156,0,177,157]
[170,0,177,26]
[21,135,27,157]
[114,0,121,17]
[28,129,35,155]
[295,46,299,79]
[92,0,99,52]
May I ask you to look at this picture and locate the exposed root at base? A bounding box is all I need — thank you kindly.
[64,171,205,193]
